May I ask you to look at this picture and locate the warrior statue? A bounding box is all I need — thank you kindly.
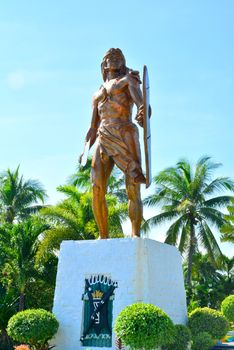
[84,48,151,239]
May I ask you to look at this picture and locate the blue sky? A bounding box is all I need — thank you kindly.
[0,1,233,255]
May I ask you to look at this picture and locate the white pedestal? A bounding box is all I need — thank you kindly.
[53,238,187,350]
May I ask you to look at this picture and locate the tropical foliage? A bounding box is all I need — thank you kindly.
[0,218,56,312]
[188,307,229,339]
[143,156,234,293]
[0,284,16,349]
[115,303,175,350]
[165,324,192,350]
[0,157,233,349]
[191,332,214,350]
[185,253,234,310]
[221,295,234,324]
[7,308,59,350]
[36,184,128,261]
[221,198,234,243]
[0,166,46,224]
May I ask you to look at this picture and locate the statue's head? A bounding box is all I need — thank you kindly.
[101,48,126,81]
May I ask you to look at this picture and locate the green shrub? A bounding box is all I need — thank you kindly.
[192,332,214,350]
[188,307,229,339]
[114,303,175,350]
[7,309,58,349]
[221,295,234,323]
[187,300,199,314]
[166,324,192,350]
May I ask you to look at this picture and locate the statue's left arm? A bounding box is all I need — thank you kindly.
[127,72,144,127]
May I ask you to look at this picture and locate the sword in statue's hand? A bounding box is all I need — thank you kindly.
[79,127,97,166]
[78,139,90,167]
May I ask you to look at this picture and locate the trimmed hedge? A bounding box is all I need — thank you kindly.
[166,324,192,350]
[221,295,234,323]
[7,309,58,349]
[192,332,214,350]
[188,307,229,339]
[114,303,175,350]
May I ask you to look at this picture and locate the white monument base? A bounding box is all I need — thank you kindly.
[53,238,187,350]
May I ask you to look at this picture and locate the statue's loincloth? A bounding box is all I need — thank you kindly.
[97,121,143,180]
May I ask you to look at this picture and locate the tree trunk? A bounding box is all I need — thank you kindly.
[186,216,196,302]
[0,328,13,350]
[5,206,14,224]
[19,292,25,311]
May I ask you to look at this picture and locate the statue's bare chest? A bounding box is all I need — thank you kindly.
[103,77,127,95]
[95,77,129,103]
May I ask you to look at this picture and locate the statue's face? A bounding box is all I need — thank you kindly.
[104,52,124,71]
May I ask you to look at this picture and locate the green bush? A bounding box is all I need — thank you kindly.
[192,332,214,350]
[7,309,59,349]
[188,307,229,339]
[114,303,175,350]
[221,295,234,323]
[166,324,192,350]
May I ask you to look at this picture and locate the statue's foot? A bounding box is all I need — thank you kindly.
[132,233,140,238]
[98,234,109,239]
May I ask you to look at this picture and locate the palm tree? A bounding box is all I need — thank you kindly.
[184,253,234,309]
[68,158,92,191]
[0,218,50,311]
[221,198,234,243]
[143,156,234,293]
[220,255,234,279]
[37,185,128,262]
[0,284,17,349]
[0,166,47,223]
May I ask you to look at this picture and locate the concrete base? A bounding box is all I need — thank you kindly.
[53,238,187,350]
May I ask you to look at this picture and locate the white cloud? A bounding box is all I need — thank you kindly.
[6,71,25,90]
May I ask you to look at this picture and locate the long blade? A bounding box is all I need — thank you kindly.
[143,65,152,188]
[79,140,90,167]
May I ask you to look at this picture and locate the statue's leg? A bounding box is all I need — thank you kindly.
[91,145,114,239]
[121,126,143,237]
[125,175,143,237]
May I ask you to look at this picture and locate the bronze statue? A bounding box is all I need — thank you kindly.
[82,48,151,239]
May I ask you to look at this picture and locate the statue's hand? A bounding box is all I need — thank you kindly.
[135,104,144,127]
[86,127,97,145]
[79,127,97,165]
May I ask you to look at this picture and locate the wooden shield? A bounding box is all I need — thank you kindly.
[143,65,152,188]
